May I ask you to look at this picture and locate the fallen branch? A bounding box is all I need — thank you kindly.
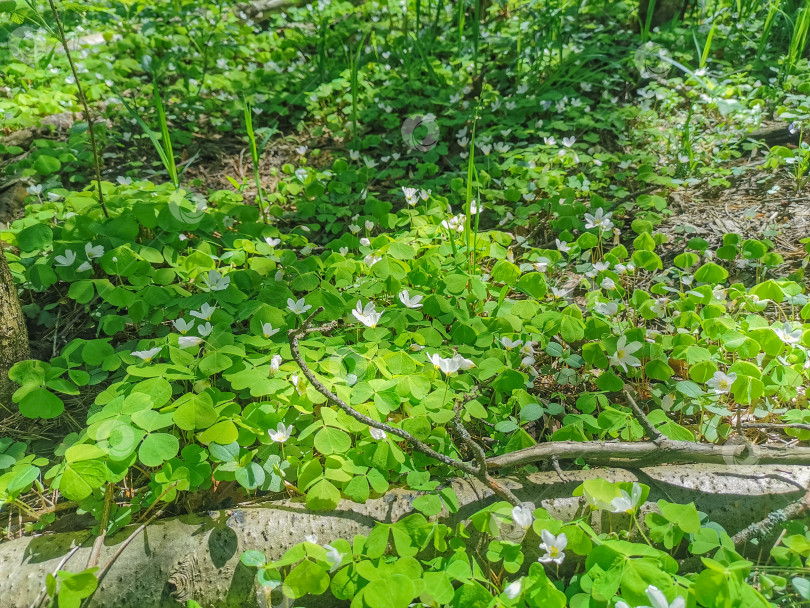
[487,391,810,470]
[486,438,810,469]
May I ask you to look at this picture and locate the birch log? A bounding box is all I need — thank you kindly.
[0,465,807,607]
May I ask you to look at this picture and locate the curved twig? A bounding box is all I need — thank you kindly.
[289,307,521,504]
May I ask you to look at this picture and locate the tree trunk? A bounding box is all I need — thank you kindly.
[0,465,806,608]
[639,0,688,28]
[0,246,29,420]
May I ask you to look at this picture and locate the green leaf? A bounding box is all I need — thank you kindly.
[138,433,179,467]
[198,352,233,375]
[658,500,701,534]
[285,558,329,598]
[18,387,64,419]
[173,394,218,430]
[694,262,728,283]
[197,420,239,445]
[235,462,265,490]
[362,574,416,608]
[60,459,107,501]
[491,260,521,285]
[516,272,547,298]
[240,550,266,568]
[33,154,61,175]
[17,224,53,252]
[314,427,352,455]
[306,478,341,511]
[412,494,443,516]
[731,375,764,405]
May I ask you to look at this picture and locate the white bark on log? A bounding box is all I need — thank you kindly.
[0,465,806,608]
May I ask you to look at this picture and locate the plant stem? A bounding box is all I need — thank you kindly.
[46,0,109,218]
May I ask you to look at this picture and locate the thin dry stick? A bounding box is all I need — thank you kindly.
[45,0,109,218]
[743,422,810,432]
[624,390,664,441]
[86,483,114,569]
[453,401,520,505]
[31,542,82,608]
[289,307,520,504]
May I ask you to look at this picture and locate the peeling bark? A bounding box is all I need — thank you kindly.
[0,465,807,608]
[0,246,29,421]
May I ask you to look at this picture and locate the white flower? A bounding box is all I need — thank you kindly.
[426,352,461,375]
[296,145,308,155]
[398,290,423,308]
[359,237,371,247]
[352,301,383,328]
[178,336,203,348]
[504,578,522,599]
[562,136,576,147]
[594,302,619,316]
[364,220,374,231]
[501,337,523,350]
[600,277,616,290]
[323,544,345,572]
[532,257,550,272]
[269,422,294,443]
[773,322,802,345]
[706,371,736,395]
[85,242,104,259]
[291,373,306,396]
[264,237,281,247]
[584,208,614,231]
[304,534,318,544]
[644,585,686,608]
[190,303,216,320]
[261,323,280,338]
[452,353,475,370]
[270,354,283,374]
[76,261,93,272]
[54,250,76,267]
[197,322,213,337]
[556,239,571,253]
[287,298,312,315]
[369,427,387,440]
[363,254,381,267]
[27,184,43,196]
[551,287,570,298]
[339,247,349,256]
[610,482,643,514]
[609,335,642,372]
[420,189,431,200]
[203,269,230,291]
[538,530,567,565]
[131,347,162,362]
[511,503,535,529]
[349,224,361,234]
[173,318,194,333]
